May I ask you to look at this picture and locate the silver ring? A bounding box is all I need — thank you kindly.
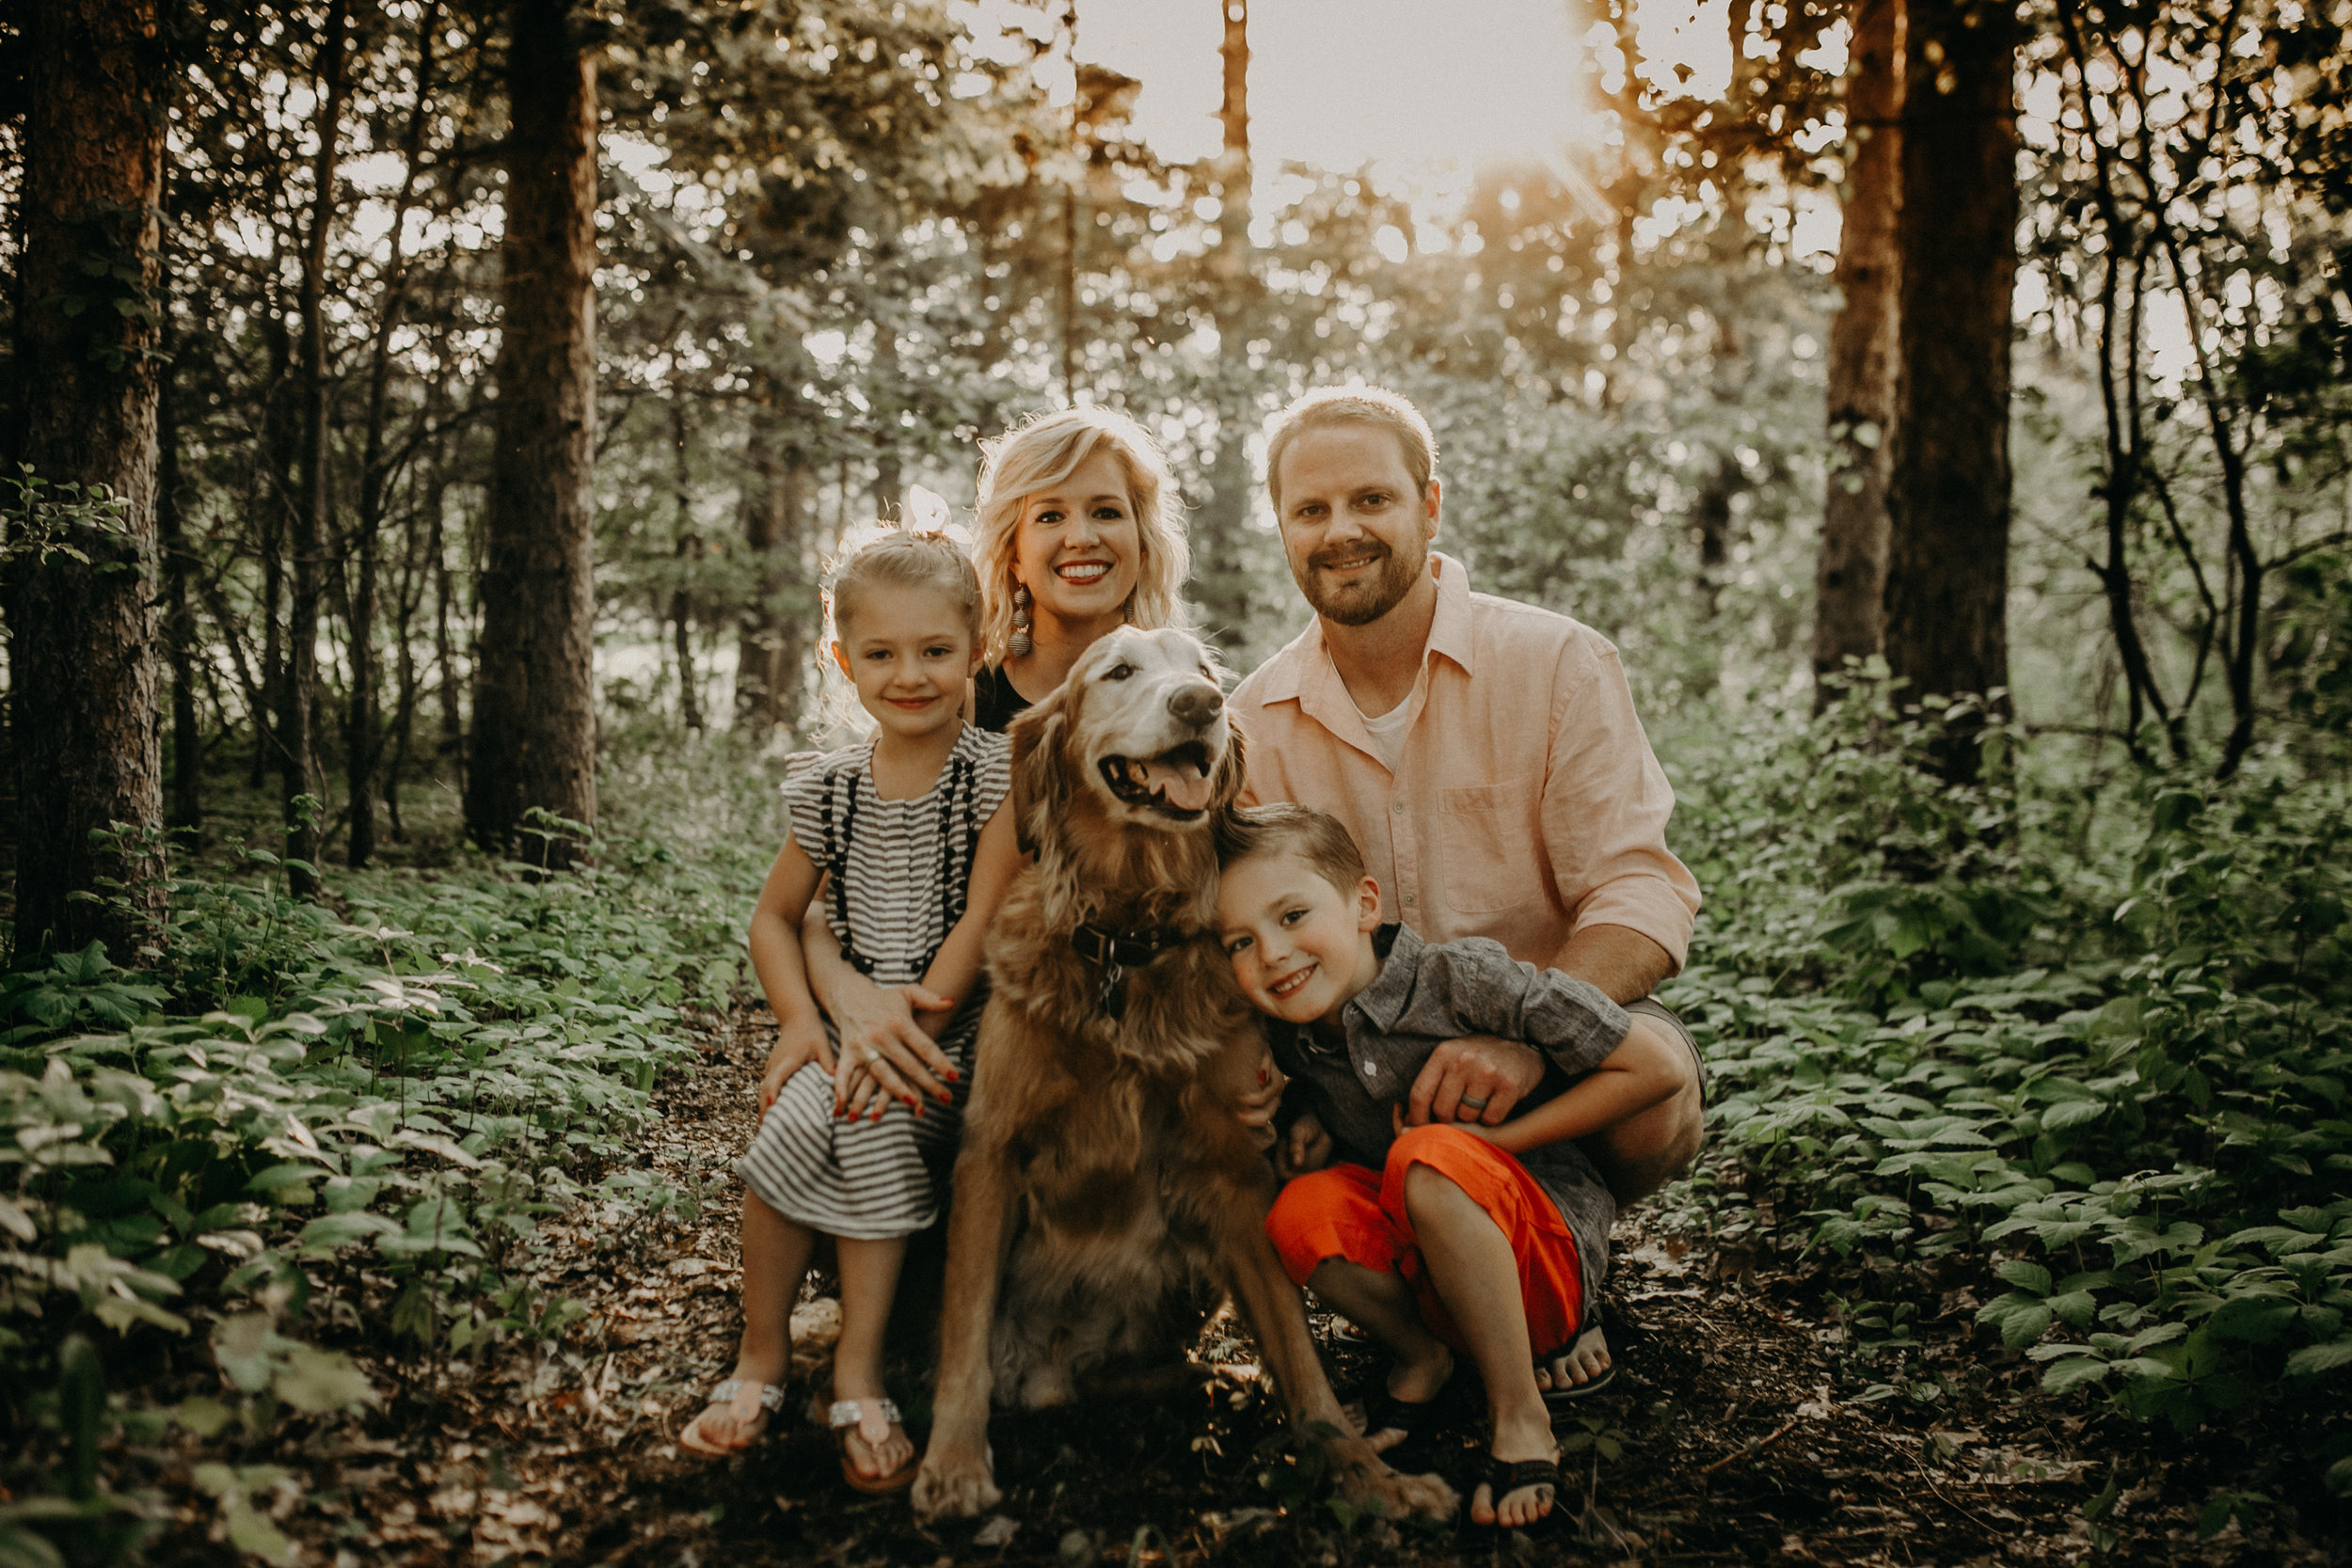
[1458,1095,1490,1114]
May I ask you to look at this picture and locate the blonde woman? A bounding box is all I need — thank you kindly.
[966,405,1192,730]
[805,407,1193,1106]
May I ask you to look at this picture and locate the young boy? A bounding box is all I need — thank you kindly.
[1214,804,1685,1529]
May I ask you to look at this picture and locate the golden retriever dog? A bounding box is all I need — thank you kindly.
[911,626,1455,1523]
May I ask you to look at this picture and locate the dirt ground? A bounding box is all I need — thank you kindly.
[151,1007,2344,1567]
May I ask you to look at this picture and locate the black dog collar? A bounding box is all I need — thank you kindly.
[1072,920,1189,1021]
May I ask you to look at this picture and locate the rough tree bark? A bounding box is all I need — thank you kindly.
[282,0,350,895]
[1881,0,2017,770]
[1813,0,1902,704]
[8,0,169,961]
[466,0,600,863]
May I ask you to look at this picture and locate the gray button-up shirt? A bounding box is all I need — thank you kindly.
[1271,923,1629,1323]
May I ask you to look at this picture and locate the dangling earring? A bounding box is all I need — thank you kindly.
[1009,582,1034,658]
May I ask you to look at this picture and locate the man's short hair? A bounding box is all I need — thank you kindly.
[1263,387,1438,514]
[1217,802,1368,897]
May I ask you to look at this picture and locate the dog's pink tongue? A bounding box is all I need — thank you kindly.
[1134,758,1213,812]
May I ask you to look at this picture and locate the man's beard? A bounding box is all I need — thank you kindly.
[1298,541,1423,626]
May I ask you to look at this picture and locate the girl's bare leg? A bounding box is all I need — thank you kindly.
[692,1192,817,1451]
[834,1235,915,1481]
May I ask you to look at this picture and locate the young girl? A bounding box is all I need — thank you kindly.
[678,529,1023,1494]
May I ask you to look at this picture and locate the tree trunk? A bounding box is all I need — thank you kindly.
[1060,185,1081,401]
[733,429,807,734]
[159,318,203,834]
[1691,452,1737,621]
[1881,0,2017,768]
[467,0,600,864]
[282,0,350,894]
[1813,0,1902,704]
[345,4,439,866]
[7,0,169,962]
[430,477,462,765]
[1188,0,1260,655]
[254,300,292,789]
[670,400,705,733]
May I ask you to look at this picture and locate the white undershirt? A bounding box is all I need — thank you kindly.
[1358,700,1413,771]
[1337,652,1419,772]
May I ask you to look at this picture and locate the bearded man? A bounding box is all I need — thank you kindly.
[1229,385,1707,1412]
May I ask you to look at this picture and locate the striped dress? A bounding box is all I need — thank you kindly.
[737,723,1012,1239]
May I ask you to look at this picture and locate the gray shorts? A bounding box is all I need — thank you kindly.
[1625,997,1707,1109]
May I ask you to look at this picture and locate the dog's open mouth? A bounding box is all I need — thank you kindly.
[1098,739,1216,817]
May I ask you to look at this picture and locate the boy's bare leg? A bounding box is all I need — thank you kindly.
[1401,1164,1560,1529]
[834,1236,914,1482]
[1304,1259,1454,1449]
[696,1193,817,1450]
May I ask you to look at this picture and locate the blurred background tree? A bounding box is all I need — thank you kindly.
[1,0,2344,923]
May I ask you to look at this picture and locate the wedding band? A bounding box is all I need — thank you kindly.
[1458,1095,1490,1114]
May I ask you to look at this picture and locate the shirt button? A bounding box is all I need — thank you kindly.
[1392,802,1405,814]
[1403,894,1417,907]
[1363,1062,1378,1076]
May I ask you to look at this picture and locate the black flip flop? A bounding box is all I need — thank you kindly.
[1354,1367,1465,1453]
[1475,1453,1564,1528]
[1540,1361,1617,1409]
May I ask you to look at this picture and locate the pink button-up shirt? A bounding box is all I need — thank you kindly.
[1232,554,1701,972]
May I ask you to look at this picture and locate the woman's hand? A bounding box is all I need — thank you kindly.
[759,1018,834,1112]
[833,984,962,1118]
[1235,1052,1286,1145]
[822,971,961,1109]
[1277,1112,1333,1180]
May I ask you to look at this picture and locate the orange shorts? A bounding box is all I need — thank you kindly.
[1264,1124,1584,1357]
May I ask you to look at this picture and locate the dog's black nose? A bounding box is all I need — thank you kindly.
[1168,684,1223,728]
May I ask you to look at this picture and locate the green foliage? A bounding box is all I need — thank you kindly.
[0,471,137,574]
[1663,684,2352,1455]
[0,779,757,1564]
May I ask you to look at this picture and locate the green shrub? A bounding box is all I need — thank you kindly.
[1661,684,2352,1479]
[0,747,769,1564]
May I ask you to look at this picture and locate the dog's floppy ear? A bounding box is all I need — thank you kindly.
[1008,691,1072,858]
[1212,713,1248,816]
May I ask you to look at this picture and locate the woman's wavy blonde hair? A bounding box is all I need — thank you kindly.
[972,407,1191,667]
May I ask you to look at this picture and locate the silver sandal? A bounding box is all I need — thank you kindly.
[830,1398,916,1493]
[678,1379,786,1456]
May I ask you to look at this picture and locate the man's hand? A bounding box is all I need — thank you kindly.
[759,1019,835,1112]
[1404,1035,1547,1128]
[1277,1112,1334,1180]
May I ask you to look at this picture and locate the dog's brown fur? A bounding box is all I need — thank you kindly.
[912,629,1454,1522]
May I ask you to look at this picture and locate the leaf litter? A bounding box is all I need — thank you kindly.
[120,1006,2337,1566]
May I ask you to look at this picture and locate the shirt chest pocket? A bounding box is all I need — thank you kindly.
[1438,777,1539,914]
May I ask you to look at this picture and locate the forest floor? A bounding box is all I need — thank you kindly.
[137,1004,2339,1568]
